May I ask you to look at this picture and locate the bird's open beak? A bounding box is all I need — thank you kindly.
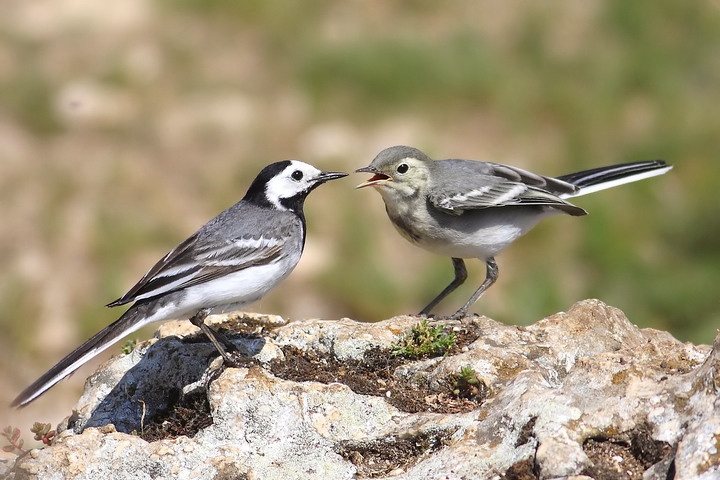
[354,166,391,189]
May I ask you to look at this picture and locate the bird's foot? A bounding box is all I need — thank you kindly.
[416,310,479,321]
[218,348,257,369]
[416,309,458,320]
[447,310,480,321]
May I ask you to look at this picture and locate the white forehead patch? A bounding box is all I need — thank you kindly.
[265,160,322,210]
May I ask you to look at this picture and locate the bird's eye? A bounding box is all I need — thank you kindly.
[397,163,409,174]
[291,170,304,181]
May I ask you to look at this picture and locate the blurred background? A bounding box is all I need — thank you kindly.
[1,0,719,444]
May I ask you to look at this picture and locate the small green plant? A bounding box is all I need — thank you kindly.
[451,366,488,401]
[30,422,55,446]
[2,423,56,454]
[391,319,455,358]
[121,338,137,355]
[2,426,26,454]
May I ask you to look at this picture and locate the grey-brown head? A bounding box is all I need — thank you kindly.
[355,145,434,199]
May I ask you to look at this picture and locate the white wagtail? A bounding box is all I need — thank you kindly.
[356,145,672,319]
[12,161,346,407]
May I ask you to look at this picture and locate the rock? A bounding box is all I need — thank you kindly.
[5,301,719,480]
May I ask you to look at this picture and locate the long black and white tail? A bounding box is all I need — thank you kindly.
[558,160,672,198]
[11,301,159,407]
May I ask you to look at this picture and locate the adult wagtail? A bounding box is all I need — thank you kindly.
[12,161,346,407]
[356,145,671,319]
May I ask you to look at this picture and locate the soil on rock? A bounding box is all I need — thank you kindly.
[139,319,484,440]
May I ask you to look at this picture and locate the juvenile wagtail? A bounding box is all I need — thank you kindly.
[13,161,346,407]
[356,145,671,319]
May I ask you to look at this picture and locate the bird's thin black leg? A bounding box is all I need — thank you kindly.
[451,257,498,320]
[188,308,241,365]
[419,257,467,316]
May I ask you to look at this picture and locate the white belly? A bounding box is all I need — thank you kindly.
[391,203,559,260]
[185,254,300,314]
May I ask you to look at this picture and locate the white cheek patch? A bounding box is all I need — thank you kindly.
[264,160,322,210]
[265,176,294,210]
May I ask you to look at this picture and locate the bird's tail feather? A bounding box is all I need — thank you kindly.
[11,302,159,407]
[558,160,672,199]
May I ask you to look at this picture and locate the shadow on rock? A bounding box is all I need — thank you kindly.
[69,333,266,434]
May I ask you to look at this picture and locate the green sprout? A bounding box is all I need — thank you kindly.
[2,422,57,455]
[121,338,137,355]
[391,319,455,358]
[30,422,55,446]
[452,366,489,401]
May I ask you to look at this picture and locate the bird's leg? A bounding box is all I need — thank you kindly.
[419,257,467,316]
[188,308,241,365]
[450,257,498,320]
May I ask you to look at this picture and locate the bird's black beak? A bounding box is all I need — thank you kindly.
[317,171,348,183]
[354,166,391,189]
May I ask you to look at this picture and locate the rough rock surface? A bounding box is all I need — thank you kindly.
[4,300,719,480]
